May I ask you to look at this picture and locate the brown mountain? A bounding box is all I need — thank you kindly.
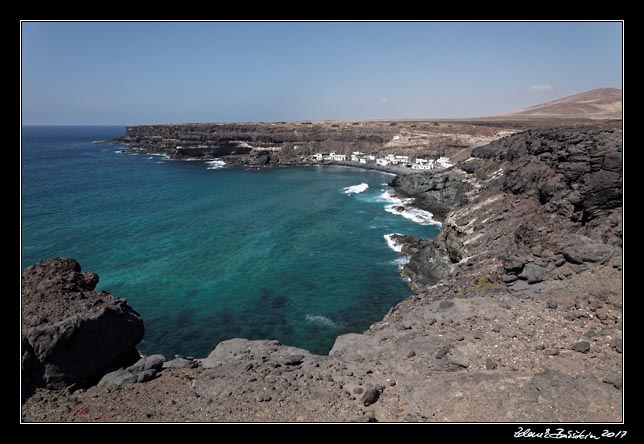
[500,87,622,119]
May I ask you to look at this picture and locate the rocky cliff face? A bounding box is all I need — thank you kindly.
[115,122,396,163]
[22,123,622,422]
[112,120,516,166]
[21,258,144,400]
[391,124,622,295]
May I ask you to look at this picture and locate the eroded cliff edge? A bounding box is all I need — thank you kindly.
[22,124,622,422]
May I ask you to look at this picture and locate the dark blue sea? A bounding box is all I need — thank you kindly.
[21,126,440,356]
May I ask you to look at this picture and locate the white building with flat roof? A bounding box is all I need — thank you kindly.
[312,153,323,160]
[332,154,347,161]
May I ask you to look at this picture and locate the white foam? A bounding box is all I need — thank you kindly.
[379,189,441,226]
[384,233,404,252]
[394,255,410,268]
[385,204,441,226]
[343,183,369,194]
[206,159,226,170]
[305,314,337,328]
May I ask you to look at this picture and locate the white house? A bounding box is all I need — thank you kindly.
[359,158,367,164]
[350,154,359,161]
[385,154,395,161]
[392,135,402,141]
[367,155,376,161]
[436,156,453,168]
[412,163,433,170]
[415,158,428,164]
[376,158,390,166]
[395,155,410,165]
[332,154,347,161]
[352,151,364,156]
[312,153,323,161]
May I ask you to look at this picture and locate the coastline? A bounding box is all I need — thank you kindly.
[114,142,433,177]
[22,123,622,422]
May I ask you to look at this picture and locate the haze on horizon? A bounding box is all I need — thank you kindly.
[21,21,622,125]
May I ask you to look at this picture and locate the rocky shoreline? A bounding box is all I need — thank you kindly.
[22,123,622,422]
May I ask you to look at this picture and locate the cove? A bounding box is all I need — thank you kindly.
[21,126,440,356]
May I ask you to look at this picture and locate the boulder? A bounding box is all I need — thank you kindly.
[518,263,551,284]
[97,355,166,387]
[21,258,144,395]
[360,388,381,406]
[556,235,616,265]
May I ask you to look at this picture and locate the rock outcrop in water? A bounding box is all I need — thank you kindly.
[21,258,144,400]
[22,123,622,422]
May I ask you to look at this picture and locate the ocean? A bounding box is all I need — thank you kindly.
[21,126,440,356]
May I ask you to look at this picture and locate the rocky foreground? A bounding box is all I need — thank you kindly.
[22,123,622,422]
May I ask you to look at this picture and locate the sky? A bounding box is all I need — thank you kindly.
[21,21,623,125]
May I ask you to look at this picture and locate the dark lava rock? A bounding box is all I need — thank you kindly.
[439,300,454,309]
[485,358,497,370]
[163,357,198,369]
[518,263,551,284]
[21,258,144,396]
[360,388,381,406]
[97,355,165,387]
[609,339,623,353]
[502,255,526,274]
[547,300,558,309]
[602,373,622,390]
[97,369,138,387]
[559,235,616,265]
[571,341,591,353]
[127,354,165,373]
[502,274,518,283]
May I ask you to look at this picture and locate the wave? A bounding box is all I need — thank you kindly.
[384,233,404,252]
[305,314,338,328]
[206,159,226,170]
[379,190,441,226]
[394,255,410,269]
[343,183,369,194]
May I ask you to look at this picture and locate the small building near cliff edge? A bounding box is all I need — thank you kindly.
[332,154,347,161]
[312,153,323,161]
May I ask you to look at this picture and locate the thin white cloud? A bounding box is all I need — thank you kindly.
[380,97,390,103]
[530,84,552,92]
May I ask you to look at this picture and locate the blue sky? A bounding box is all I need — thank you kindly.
[21,21,622,125]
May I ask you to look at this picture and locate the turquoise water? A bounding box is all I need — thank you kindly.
[22,126,439,356]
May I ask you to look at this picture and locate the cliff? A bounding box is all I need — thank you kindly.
[111,120,518,166]
[23,123,622,422]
